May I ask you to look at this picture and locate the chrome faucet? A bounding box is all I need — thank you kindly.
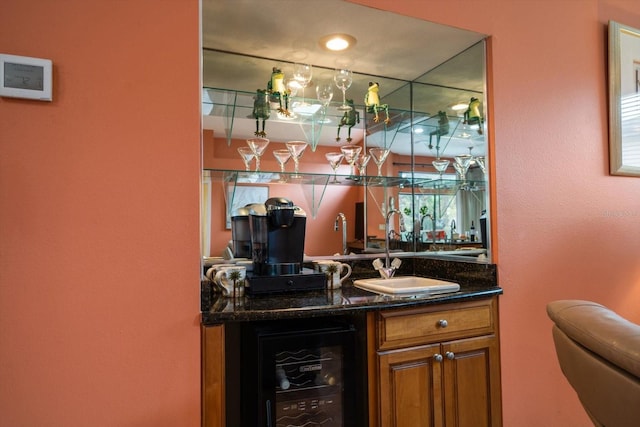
[422,213,437,244]
[334,212,347,255]
[385,208,401,270]
[450,219,457,242]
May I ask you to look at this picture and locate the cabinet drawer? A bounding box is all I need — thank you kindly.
[376,297,496,350]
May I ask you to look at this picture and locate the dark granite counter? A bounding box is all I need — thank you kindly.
[201,283,502,324]
[201,256,501,325]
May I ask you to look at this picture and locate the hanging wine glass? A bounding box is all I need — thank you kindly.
[315,81,334,124]
[369,147,390,176]
[334,69,353,111]
[325,152,344,183]
[340,145,362,177]
[354,153,371,177]
[237,147,255,172]
[293,63,312,106]
[432,158,450,178]
[246,137,270,172]
[285,140,308,178]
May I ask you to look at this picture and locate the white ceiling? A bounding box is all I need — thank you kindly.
[201,0,488,157]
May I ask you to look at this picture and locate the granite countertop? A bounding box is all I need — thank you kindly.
[201,283,502,324]
[201,257,501,325]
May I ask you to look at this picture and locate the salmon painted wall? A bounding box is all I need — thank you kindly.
[353,0,640,425]
[0,1,201,426]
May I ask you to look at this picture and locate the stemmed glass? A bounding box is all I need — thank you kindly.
[454,153,473,182]
[315,82,334,123]
[246,137,270,172]
[432,158,450,178]
[273,149,292,182]
[475,156,487,175]
[237,147,255,172]
[354,153,371,177]
[340,145,362,177]
[369,147,390,176]
[285,140,308,177]
[325,152,344,183]
[293,63,312,106]
[334,69,353,111]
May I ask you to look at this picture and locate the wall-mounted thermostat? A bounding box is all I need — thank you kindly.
[0,54,52,101]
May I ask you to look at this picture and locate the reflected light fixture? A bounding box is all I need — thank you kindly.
[319,33,357,52]
[451,102,468,111]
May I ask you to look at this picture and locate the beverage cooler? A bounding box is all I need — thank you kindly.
[239,318,362,427]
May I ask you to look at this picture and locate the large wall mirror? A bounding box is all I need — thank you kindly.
[201,0,491,263]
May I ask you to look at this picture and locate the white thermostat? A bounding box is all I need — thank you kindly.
[0,53,52,101]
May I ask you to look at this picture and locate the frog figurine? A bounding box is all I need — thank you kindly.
[429,111,450,148]
[463,97,483,134]
[267,67,290,117]
[252,88,270,137]
[336,99,360,142]
[364,82,390,124]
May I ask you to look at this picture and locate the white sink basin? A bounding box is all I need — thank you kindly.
[353,276,460,296]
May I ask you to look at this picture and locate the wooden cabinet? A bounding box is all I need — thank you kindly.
[367,297,502,427]
[202,324,225,427]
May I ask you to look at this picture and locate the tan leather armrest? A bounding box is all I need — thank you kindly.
[547,299,640,378]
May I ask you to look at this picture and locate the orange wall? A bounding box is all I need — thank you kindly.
[3,1,640,426]
[0,1,201,426]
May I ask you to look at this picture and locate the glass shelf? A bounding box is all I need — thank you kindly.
[204,168,486,219]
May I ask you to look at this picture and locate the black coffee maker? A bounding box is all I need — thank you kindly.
[246,197,325,294]
[231,204,261,259]
[249,197,306,275]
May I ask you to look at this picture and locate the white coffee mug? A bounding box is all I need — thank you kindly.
[205,264,235,282]
[214,265,246,297]
[314,260,352,289]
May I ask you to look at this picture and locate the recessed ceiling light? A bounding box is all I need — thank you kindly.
[319,34,357,52]
[451,102,469,111]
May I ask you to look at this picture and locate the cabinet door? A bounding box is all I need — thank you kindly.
[378,344,442,427]
[441,335,502,427]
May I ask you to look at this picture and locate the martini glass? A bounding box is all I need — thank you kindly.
[475,156,487,175]
[369,147,390,176]
[293,63,312,106]
[454,153,473,183]
[334,69,353,111]
[340,145,362,177]
[246,137,270,172]
[285,140,308,177]
[354,153,371,177]
[273,149,292,182]
[432,158,450,178]
[325,152,344,183]
[237,147,255,172]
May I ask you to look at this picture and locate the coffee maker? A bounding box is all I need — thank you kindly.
[245,197,325,295]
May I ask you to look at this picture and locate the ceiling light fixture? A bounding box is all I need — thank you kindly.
[319,33,357,52]
[451,102,469,111]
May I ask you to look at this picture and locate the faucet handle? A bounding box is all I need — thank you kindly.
[372,258,384,270]
[391,258,402,269]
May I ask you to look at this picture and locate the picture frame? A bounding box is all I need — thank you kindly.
[226,184,269,229]
[608,21,640,176]
[0,53,53,101]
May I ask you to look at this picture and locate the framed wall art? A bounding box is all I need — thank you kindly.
[608,21,640,176]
